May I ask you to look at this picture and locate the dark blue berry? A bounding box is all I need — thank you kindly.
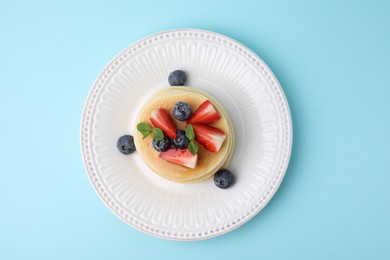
[117,135,136,155]
[172,130,189,148]
[214,169,235,189]
[168,70,187,86]
[172,102,192,121]
[152,135,171,152]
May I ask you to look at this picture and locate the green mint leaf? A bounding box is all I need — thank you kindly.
[153,128,164,141]
[185,124,195,141]
[137,122,152,139]
[188,141,198,155]
[137,122,152,132]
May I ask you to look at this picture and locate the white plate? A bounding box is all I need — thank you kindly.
[81,29,292,241]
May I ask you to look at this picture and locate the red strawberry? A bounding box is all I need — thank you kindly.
[150,108,177,139]
[192,124,226,152]
[187,100,221,124]
[159,149,198,169]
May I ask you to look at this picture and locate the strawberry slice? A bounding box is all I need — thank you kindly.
[159,149,198,169]
[150,108,177,139]
[187,100,221,124]
[192,124,226,152]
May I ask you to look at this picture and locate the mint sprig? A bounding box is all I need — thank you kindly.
[185,124,198,155]
[152,128,164,141]
[137,122,152,139]
[137,122,164,141]
[185,124,195,140]
[188,141,198,155]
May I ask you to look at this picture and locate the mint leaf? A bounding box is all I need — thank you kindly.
[153,128,164,141]
[137,122,152,139]
[185,124,195,141]
[188,141,198,155]
[137,122,151,132]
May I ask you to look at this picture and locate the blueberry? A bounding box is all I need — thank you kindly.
[168,70,187,86]
[172,130,189,148]
[152,135,171,152]
[172,101,192,121]
[214,169,235,189]
[117,135,136,155]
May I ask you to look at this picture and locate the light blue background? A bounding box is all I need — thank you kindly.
[1,0,389,259]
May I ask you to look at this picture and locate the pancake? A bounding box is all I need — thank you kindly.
[134,87,234,183]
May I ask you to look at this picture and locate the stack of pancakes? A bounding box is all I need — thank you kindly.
[134,87,235,183]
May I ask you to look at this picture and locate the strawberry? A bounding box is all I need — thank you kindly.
[159,149,198,169]
[150,108,177,139]
[187,100,221,124]
[192,124,226,152]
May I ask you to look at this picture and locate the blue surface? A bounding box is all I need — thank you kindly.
[1,1,389,259]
